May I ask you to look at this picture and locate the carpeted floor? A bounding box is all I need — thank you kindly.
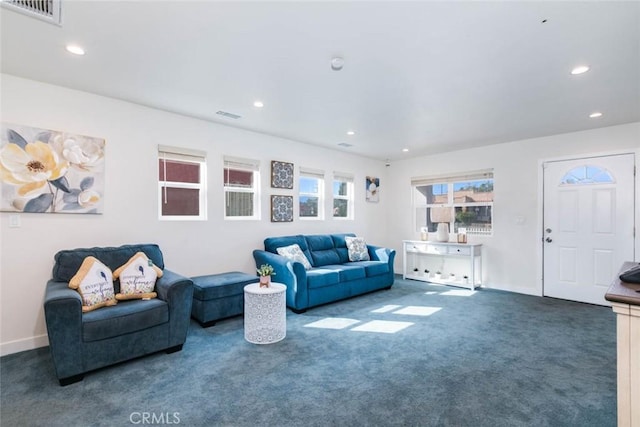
[1,279,616,427]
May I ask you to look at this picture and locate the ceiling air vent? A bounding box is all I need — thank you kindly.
[337,143,353,148]
[1,0,62,25]
[216,111,242,120]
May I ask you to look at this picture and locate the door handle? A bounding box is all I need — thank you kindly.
[545,237,552,243]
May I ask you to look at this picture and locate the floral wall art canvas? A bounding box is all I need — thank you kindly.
[0,123,105,214]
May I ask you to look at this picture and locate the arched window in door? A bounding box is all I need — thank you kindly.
[560,165,614,185]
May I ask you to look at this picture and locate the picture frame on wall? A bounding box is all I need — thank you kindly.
[0,122,106,214]
[271,160,294,189]
[366,176,380,203]
[271,195,293,222]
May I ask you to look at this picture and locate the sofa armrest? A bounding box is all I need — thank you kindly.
[44,280,84,380]
[253,250,308,310]
[156,269,194,348]
[368,245,396,275]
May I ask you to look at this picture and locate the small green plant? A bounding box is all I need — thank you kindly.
[257,264,276,277]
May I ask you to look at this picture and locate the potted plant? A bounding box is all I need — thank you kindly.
[434,271,442,280]
[257,264,276,288]
[463,275,469,284]
[424,269,430,277]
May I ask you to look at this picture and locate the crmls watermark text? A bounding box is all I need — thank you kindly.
[129,412,180,425]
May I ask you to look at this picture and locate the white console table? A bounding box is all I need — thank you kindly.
[402,240,483,290]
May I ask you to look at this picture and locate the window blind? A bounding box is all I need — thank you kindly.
[223,155,260,171]
[411,169,493,187]
[333,171,354,182]
[300,167,325,179]
[158,145,206,162]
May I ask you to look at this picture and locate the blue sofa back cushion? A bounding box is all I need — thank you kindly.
[52,244,165,283]
[305,235,341,267]
[264,235,313,263]
[330,233,356,264]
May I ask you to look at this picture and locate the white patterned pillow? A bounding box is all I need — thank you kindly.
[276,244,312,270]
[69,257,117,312]
[345,236,370,262]
[113,252,162,300]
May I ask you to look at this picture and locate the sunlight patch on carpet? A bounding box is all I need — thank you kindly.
[351,320,413,334]
[392,306,442,316]
[371,304,402,313]
[304,318,360,330]
[441,290,477,297]
[424,291,439,295]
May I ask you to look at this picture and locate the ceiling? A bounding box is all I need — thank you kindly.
[1,1,639,161]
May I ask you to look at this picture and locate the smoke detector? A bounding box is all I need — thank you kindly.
[331,57,344,71]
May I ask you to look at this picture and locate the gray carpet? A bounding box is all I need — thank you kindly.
[1,278,616,427]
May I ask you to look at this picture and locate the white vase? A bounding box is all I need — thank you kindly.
[436,223,449,242]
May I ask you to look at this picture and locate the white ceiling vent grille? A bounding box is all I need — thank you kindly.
[216,110,242,120]
[1,0,62,25]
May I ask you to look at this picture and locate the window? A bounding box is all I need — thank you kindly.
[158,145,207,220]
[224,156,260,219]
[561,165,614,185]
[412,170,493,235]
[333,172,354,219]
[299,168,324,219]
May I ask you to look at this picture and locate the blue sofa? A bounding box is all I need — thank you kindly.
[253,233,395,313]
[43,244,194,386]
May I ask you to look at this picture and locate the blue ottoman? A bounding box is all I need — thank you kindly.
[191,272,257,327]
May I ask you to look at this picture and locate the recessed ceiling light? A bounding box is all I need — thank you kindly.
[589,112,603,118]
[571,65,590,75]
[402,148,409,152]
[65,45,85,56]
[346,131,355,136]
[253,101,264,108]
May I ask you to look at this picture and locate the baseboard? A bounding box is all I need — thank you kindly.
[0,334,49,357]
[482,283,540,297]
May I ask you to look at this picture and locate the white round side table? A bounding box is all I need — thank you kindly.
[243,282,286,344]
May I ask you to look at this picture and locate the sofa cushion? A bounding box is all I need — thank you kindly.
[276,244,312,270]
[331,233,355,263]
[345,236,371,261]
[113,252,161,301]
[69,257,117,312]
[305,235,341,267]
[53,244,165,283]
[306,269,341,289]
[264,235,312,262]
[350,260,389,277]
[82,298,169,342]
[322,264,366,282]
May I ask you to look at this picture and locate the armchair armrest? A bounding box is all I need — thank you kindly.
[253,250,308,310]
[156,269,194,348]
[44,280,83,380]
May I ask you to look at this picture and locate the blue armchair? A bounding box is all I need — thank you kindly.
[44,244,194,386]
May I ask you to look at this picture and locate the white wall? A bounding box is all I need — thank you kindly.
[0,74,389,355]
[386,122,640,295]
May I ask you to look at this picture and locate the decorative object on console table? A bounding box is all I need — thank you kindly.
[430,207,452,242]
[256,264,275,288]
[271,160,294,189]
[457,227,468,243]
[270,195,293,222]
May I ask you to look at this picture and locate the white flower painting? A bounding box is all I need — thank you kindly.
[0,123,105,214]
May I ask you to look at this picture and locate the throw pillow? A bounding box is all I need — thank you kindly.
[113,252,162,300]
[69,256,117,312]
[276,244,312,270]
[345,236,370,262]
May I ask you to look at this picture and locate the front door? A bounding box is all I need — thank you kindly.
[543,154,635,305]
